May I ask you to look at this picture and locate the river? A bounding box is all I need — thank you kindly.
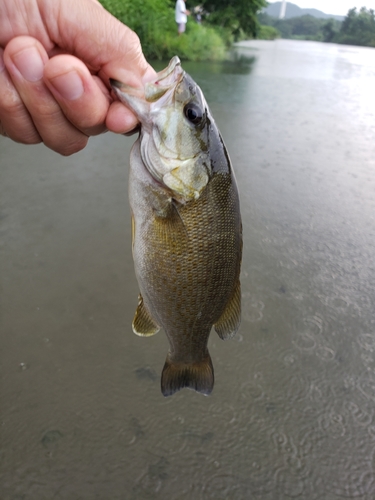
[1,39,375,499]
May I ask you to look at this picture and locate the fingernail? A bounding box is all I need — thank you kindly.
[49,70,84,100]
[12,47,44,82]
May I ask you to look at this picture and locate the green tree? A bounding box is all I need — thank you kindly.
[257,11,341,42]
[335,7,375,47]
[292,15,321,36]
[340,7,359,37]
[257,25,280,40]
[333,7,375,47]
[200,0,267,39]
[321,19,336,42]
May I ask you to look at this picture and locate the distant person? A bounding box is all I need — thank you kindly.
[175,0,190,35]
[193,5,203,24]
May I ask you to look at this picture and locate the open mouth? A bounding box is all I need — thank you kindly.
[145,56,184,103]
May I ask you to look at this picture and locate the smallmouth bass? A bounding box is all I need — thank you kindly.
[111,57,242,397]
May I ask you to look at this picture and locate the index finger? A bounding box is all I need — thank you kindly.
[43,0,156,87]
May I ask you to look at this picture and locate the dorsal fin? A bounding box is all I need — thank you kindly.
[132,294,160,336]
[214,279,241,340]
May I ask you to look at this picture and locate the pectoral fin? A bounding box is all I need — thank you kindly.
[214,279,241,340]
[132,294,160,336]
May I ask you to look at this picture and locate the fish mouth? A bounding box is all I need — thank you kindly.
[109,56,185,123]
[145,56,184,104]
[110,56,183,100]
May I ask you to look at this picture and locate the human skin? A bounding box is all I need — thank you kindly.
[0,0,156,155]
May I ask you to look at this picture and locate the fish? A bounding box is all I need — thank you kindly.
[110,56,242,397]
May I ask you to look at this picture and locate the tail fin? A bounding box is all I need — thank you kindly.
[161,353,214,397]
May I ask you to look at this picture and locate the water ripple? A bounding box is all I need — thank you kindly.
[241,292,264,322]
[202,473,243,499]
[291,314,336,362]
[346,401,373,428]
[274,467,305,498]
[358,332,375,352]
[358,375,375,403]
[239,380,265,402]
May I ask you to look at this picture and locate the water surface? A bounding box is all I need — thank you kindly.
[1,39,375,499]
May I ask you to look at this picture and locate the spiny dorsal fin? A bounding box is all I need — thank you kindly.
[132,294,160,336]
[214,279,241,340]
[161,352,214,397]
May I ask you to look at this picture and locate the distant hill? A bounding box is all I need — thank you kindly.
[263,2,344,21]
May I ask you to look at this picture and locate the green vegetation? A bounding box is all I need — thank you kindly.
[335,7,375,47]
[100,0,227,60]
[257,24,280,40]
[257,7,375,47]
[99,0,266,61]
[198,0,267,39]
[257,12,341,42]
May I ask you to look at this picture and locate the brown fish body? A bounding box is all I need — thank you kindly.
[111,57,242,396]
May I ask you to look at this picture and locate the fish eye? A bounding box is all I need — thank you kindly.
[184,103,204,124]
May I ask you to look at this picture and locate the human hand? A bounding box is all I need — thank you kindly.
[0,0,156,155]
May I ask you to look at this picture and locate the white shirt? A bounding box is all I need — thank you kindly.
[175,0,187,23]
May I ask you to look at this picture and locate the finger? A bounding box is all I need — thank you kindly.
[44,54,111,136]
[4,36,88,155]
[0,46,42,144]
[50,0,150,79]
[105,100,139,134]
[46,0,157,88]
[105,63,157,134]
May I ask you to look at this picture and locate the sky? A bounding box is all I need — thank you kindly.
[288,0,375,16]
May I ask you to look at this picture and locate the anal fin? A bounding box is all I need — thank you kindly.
[132,294,160,336]
[214,279,241,340]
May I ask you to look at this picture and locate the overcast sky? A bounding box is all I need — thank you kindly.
[288,0,375,16]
